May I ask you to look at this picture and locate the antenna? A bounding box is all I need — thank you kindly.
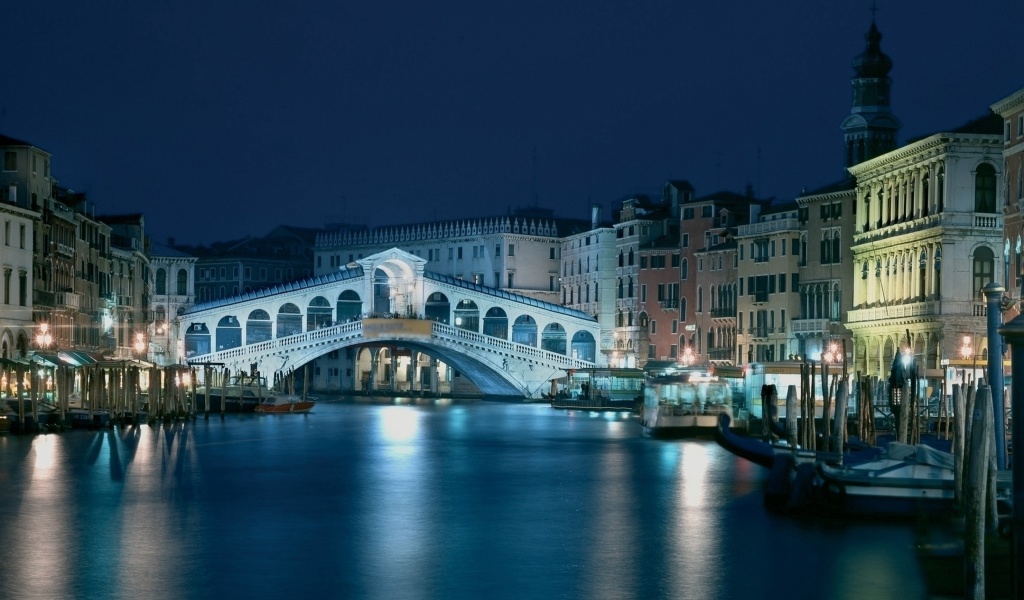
[757,145,762,197]
[532,145,539,207]
[870,0,878,23]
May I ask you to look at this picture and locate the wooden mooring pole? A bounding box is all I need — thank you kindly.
[997,314,1024,598]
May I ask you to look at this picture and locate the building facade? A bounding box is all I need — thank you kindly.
[847,117,1004,394]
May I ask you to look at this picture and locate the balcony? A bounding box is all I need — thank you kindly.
[710,307,736,318]
[855,211,1003,245]
[56,291,81,311]
[708,348,733,360]
[658,299,678,309]
[737,217,800,237]
[33,289,55,308]
[117,295,133,307]
[791,318,832,335]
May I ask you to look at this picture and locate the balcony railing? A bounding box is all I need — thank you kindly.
[844,300,990,323]
[710,307,736,318]
[659,299,678,309]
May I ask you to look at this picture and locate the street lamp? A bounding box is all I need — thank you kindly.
[680,345,694,367]
[822,341,839,365]
[133,332,146,361]
[960,335,972,384]
[35,323,53,349]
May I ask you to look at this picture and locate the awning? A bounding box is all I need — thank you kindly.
[58,350,100,367]
[30,352,63,367]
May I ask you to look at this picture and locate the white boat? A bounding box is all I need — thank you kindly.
[640,372,735,437]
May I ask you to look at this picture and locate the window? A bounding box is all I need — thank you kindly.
[18,224,24,249]
[3,152,15,171]
[508,244,515,256]
[651,320,657,334]
[701,205,712,218]
[681,258,688,280]
[449,248,454,259]
[155,268,167,295]
[683,208,694,219]
[549,247,555,259]
[1018,115,1024,137]
[642,284,648,303]
[457,247,463,259]
[682,234,689,248]
[973,246,994,298]
[975,163,997,213]
[507,272,514,288]
[18,271,25,306]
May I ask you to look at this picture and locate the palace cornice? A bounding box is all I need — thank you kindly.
[796,188,855,206]
[849,133,1002,178]
[991,86,1024,115]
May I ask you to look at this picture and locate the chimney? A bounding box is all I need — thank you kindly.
[591,204,602,229]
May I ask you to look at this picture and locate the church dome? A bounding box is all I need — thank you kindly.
[852,22,892,78]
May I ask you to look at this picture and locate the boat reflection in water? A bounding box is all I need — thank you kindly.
[254,394,316,414]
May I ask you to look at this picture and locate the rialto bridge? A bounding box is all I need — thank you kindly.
[178,248,601,398]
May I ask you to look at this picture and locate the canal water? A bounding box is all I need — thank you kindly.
[0,399,929,600]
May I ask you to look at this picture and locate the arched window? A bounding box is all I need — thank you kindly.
[680,297,687,322]
[697,286,703,312]
[628,248,635,266]
[975,163,997,213]
[681,258,688,280]
[176,269,188,295]
[618,251,624,267]
[973,246,995,299]
[155,268,167,295]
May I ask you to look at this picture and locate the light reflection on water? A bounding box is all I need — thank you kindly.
[0,400,928,600]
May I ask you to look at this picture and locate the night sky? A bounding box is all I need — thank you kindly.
[4,1,1022,245]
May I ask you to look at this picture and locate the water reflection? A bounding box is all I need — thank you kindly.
[0,403,929,600]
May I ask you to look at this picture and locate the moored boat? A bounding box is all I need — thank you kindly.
[194,374,274,413]
[714,413,1008,519]
[640,372,738,437]
[254,394,316,414]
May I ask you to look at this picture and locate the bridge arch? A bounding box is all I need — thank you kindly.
[216,315,242,351]
[247,309,272,343]
[454,299,480,332]
[337,290,362,322]
[307,296,333,329]
[483,307,508,339]
[541,323,567,355]
[277,303,303,337]
[512,315,537,346]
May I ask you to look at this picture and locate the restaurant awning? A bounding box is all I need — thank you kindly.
[30,352,63,368]
[58,350,101,367]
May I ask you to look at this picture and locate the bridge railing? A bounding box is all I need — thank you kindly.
[189,319,596,371]
[431,322,595,370]
[189,321,364,366]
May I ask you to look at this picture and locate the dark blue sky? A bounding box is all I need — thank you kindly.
[4,1,1022,245]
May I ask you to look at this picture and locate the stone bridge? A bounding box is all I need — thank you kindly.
[178,248,602,397]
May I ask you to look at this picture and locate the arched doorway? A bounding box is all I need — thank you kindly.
[454,300,480,332]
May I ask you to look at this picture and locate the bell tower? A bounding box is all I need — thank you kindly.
[841,19,901,168]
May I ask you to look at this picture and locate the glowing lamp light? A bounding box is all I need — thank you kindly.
[35,323,53,348]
